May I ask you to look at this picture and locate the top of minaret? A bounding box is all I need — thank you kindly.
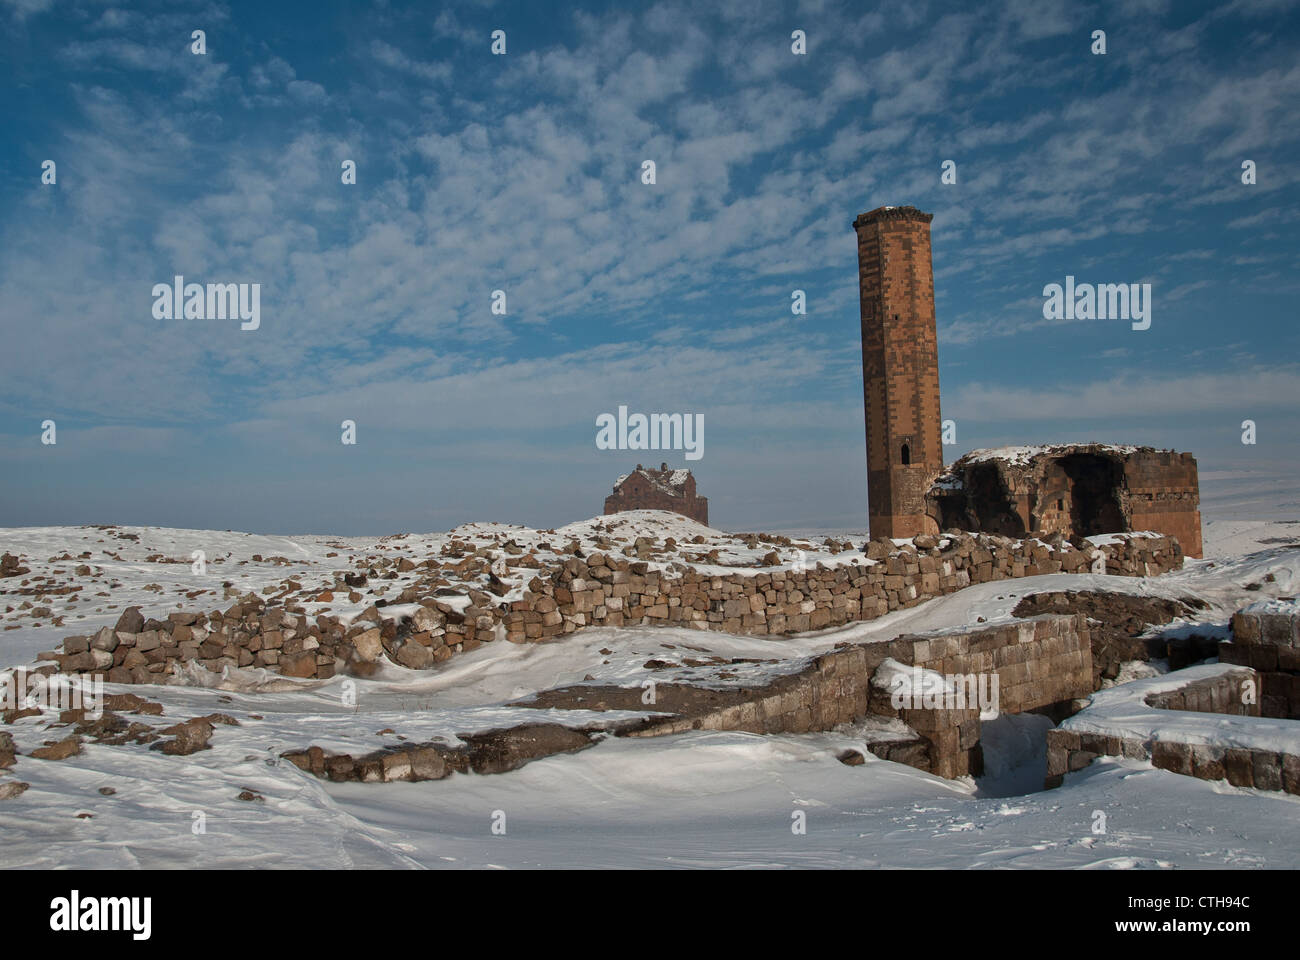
[853,205,932,228]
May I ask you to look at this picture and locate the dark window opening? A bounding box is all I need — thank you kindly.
[901,444,911,465]
[1057,498,1064,511]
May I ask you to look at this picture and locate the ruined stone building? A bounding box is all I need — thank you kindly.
[853,205,1203,557]
[928,445,1203,558]
[604,464,708,524]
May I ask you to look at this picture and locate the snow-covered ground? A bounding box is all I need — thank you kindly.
[1200,466,1300,558]
[1,508,1297,870]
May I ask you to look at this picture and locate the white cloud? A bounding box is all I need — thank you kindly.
[950,368,1300,421]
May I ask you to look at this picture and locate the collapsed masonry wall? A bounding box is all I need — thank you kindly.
[1045,667,1300,795]
[282,613,1093,785]
[40,532,1181,686]
[282,724,598,784]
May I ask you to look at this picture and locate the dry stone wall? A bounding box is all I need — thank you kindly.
[40,532,1180,686]
[501,531,1180,642]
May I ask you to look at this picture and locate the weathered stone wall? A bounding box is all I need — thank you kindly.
[41,532,1180,686]
[43,593,494,685]
[502,531,1180,642]
[1223,603,1300,718]
[628,614,1093,780]
[1142,670,1262,716]
[1045,666,1300,795]
[1124,452,1203,559]
[279,614,1091,785]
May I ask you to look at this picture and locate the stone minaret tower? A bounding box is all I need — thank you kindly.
[853,205,942,539]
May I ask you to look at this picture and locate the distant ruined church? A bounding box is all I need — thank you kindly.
[853,204,1203,557]
[605,463,708,525]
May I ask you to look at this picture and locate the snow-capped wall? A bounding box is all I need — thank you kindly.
[1046,664,1300,795]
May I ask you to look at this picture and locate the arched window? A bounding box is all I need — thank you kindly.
[901,443,911,465]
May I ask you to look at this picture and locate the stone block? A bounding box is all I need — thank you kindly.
[1151,740,1192,775]
[1190,745,1225,781]
[1223,748,1254,788]
[1252,750,1283,792]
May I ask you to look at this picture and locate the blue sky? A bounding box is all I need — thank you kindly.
[1,0,1298,534]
